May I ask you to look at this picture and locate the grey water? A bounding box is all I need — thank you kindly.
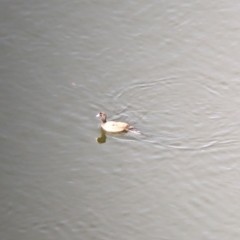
[1,0,240,239]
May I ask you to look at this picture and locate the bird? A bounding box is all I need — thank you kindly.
[96,112,135,133]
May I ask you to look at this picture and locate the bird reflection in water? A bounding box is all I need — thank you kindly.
[95,128,129,144]
[96,128,107,144]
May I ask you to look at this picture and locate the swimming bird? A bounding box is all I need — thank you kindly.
[96,112,135,133]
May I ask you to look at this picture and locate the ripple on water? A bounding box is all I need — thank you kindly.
[102,76,238,151]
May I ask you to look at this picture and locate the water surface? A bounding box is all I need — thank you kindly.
[1,1,240,239]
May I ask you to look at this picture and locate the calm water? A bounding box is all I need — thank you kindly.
[1,1,240,239]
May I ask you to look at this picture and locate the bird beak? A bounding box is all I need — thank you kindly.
[96,113,100,117]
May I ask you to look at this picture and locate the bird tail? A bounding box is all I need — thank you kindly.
[128,129,141,134]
